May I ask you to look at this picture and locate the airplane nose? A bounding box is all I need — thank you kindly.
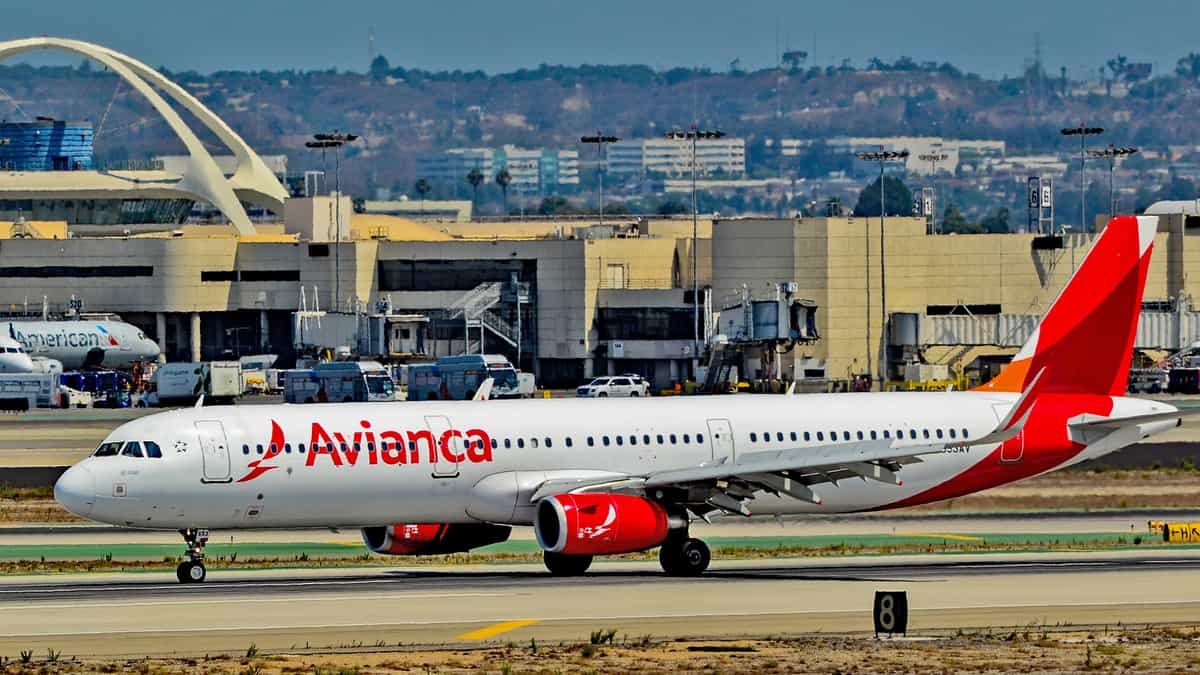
[54,465,96,517]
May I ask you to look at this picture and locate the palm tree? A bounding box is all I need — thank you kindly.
[494,169,512,215]
[467,167,485,211]
[414,178,431,216]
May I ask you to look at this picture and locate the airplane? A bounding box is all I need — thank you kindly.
[54,215,1185,584]
[0,335,35,373]
[3,319,160,369]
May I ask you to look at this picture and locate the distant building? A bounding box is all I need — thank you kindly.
[607,138,746,178]
[0,119,93,171]
[816,137,1006,176]
[416,145,579,196]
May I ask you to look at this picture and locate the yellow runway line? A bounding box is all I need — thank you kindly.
[456,619,541,641]
[897,533,985,542]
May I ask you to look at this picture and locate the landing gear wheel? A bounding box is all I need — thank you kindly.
[176,561,206,583]
[543,551,593,576]
[660,537,710,576]
[177,528,210,584]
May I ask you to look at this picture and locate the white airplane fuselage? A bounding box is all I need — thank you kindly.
[55,392,1176,530]
[4,320,160,369]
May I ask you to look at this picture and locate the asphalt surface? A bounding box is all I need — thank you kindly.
[0,551,1198,658]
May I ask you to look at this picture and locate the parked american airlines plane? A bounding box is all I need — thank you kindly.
[55,216,1184,583]
[0,335,35,373]
[4,320,159,369]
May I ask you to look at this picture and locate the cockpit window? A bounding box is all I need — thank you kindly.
[93,442,122,457]
[144,441,163,458]
[121,441,144,458]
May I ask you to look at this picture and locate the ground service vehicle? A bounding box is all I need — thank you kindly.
[143,362,241,407]
[284,361,394,403]
[55,217,1191,584]
[407,354,521,400]
[577,375,650,397]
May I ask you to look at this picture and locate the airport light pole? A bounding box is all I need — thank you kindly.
[580,132,619,228]
[667,127,724,380]
[1061,126,1104,232]
[1087,145,1138,220]
[854,149,909,386]
[306,132,359,312]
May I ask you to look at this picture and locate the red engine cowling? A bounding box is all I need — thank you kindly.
[361,523,510,555]
[535,493,671,556]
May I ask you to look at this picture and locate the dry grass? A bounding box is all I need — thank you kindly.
[1,626,1198,673]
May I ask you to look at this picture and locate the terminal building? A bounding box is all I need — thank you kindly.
[3,37,1200,391]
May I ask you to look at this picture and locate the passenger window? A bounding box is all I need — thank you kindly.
[817,432,824,441]
[869,430,877,440]
[299,443,306,453]
[545,437,552,448]
[949,429,957,439]
[144,441,163,458]
[750,433,758,442]
[353,443,361,452]
[504,438,512,449]
[630,435,637,446]
[908,430,916,440]
[657,434,664,444]
[257,444,265,455]
[883,430,890,439]
[856,431,864,440]
[697,433,704,443]
[616,436,624,446]
[121,441,144,458]
[565,437,573,448]
[285,443,293,454]
[682,434,690,443]
[643,434,650,445]
[491,438,499,449]
[922,429,930,439]
[270,444,279,454]
[803,432,811,442]
[603,436,611,446]
[936,429,944,439]
[670,434,678,444]
[531,438,539,448]
[776,432,783,442]
[517,438,525,449]
[587,436,595,447]
[242,444,250,455]
[842,431,850,441]
[962,427,969,438]
[790,431,798,441]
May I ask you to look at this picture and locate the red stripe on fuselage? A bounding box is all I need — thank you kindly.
[878,394,1113,510]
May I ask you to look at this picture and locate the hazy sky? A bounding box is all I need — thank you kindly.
[2,0,1198,79]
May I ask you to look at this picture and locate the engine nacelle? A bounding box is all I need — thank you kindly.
[535,493,676,556]
[361,523,511,556]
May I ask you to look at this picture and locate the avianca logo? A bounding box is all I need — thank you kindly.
[236,419,494,483]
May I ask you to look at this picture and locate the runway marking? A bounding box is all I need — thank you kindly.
[456,619,541,640]
[2,602,1199,639]
[899,533,985,542]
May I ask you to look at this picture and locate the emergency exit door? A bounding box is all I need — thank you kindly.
[707,418,735,464]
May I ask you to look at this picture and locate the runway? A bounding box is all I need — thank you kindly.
[0,551,1198,658]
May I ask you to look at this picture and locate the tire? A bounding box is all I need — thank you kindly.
[630,391,639,397]
[543,551,593,576]
[661,538,709,577]
[343,396,352,403]
[176,561,206,583]
[597,392,608,398]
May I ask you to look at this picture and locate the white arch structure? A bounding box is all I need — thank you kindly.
[0,37,290,234]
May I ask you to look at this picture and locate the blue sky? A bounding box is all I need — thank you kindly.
[2,0,1198,79]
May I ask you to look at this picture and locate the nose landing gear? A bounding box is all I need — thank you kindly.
[176,528,209,583]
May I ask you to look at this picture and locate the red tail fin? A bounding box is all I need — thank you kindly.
[975,215,1157,397]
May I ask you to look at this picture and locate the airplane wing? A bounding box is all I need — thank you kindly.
[529,405,1029,516]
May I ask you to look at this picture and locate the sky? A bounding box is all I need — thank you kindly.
[2,0,1199,79]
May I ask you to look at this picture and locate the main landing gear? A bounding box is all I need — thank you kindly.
[176,528,209,583]
[658,532,710,577]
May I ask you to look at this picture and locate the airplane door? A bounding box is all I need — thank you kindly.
[195,420,232,482]
[707,418,735,464]
[425,415,459,478]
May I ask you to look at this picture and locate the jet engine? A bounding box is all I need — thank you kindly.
[361,523,511,556]
[534,493,683,556]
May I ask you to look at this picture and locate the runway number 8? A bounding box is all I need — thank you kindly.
[879,595,895,630]
[873,590,908,636]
